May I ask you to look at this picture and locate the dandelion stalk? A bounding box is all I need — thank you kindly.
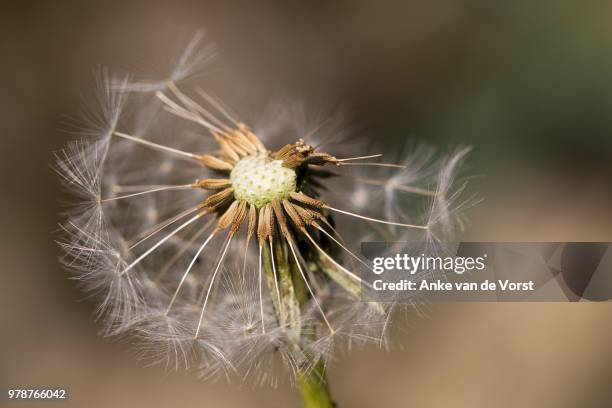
[263,237,335,407]
[297,360,334,408]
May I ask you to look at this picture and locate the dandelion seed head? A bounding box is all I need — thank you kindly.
[230,155,297,208]
[57,31,473,384]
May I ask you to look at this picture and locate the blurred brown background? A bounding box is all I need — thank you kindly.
[1,1,611,407]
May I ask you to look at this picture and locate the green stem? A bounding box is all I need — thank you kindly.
[262,241,336,407]
[297,360,335,408]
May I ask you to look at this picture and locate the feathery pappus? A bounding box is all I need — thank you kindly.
[56,31,472,385]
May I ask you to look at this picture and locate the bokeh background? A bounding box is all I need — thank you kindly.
[1,1,611,407]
